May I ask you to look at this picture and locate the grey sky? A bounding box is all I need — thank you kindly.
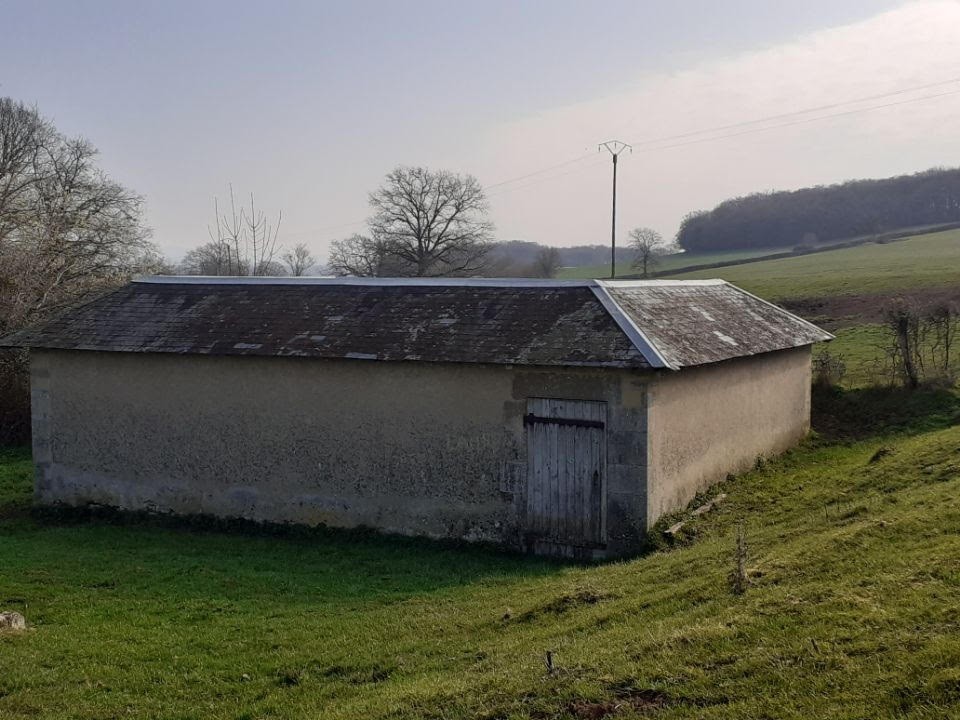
[4,0,955,263]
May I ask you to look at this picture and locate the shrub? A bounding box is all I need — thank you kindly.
[813,349,847,389]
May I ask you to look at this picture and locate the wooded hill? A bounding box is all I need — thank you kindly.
[677,166,960,252]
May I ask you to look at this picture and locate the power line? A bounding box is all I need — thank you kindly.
[485,157,608,198]
[483,151,596,190]
[490,83,960,198]
[627,75,960,149]
[485,75,960,195]
[631,87,960,153]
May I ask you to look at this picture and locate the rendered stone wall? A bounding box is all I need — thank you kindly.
[31,350,650,556]
[32,346,813,554]
[644,347,813,525]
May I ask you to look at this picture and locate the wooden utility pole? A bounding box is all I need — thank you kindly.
[599,141,632,279]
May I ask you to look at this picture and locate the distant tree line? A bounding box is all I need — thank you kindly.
[482,241,635,278]
[677,166,960,252]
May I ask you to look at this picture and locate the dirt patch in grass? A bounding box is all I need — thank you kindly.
[781,285,960,329]
[319,662,396,685]
[275,661,396,688]
[512,589,618,623]
[565,691,669,719]
[868,446,895,464]
[548,684,672,720]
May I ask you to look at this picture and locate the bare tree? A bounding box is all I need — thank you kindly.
[179,241,235,276]
[282,242,317,277]
[327,234,408,277]
[884,300,922,389]
[628,227,666,278]
[878,299,959,388]
[331,166,494,277]
[925,302,957,380]
[529,246,562,278]
[0,98,158,331]
[0,99,51,244]
[0,97,159,442]
[191,186,281,276]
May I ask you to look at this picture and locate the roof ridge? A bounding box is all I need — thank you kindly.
[132,275,729,288]
[135,276,599,287]
[591,282,675,370]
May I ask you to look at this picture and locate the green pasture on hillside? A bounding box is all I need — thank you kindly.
[668,229,960,300]
[556,248,778,280]
[2,386,960,719]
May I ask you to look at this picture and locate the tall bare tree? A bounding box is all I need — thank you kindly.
[329,166,494,277]
[282,242,317,277]
[0,98,158,331]
[0,97,159,442]
[186,186,281,275]
[628,227,667,278]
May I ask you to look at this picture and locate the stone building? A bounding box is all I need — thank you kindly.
[1,277,831,558]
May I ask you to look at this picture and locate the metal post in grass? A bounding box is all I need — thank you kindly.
[731,521,748,595]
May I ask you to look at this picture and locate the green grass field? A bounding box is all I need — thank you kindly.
[3,389,960,719]
[667,229,960,300]
[556,248,778,280]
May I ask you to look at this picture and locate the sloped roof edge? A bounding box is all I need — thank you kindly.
[725,283,836,342]
[590,283,674,370]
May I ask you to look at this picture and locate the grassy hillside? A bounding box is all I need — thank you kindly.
[667,229,960,300]
[556,248,777,280]
[2,391,960,719]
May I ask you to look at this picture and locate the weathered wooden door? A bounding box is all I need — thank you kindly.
[524,398,606,551]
